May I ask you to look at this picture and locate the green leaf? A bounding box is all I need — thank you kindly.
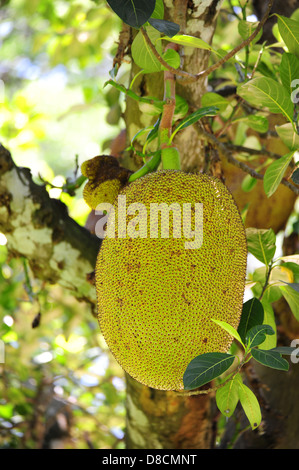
[263,151,295,197]
[238,382,262,430]
[275,123,299,151]
[201,92,229,113]
[246,324,275,349]
[238,20,263,44]
[173,95,188,120]
[245,115,269,133]
[183,352,235,390]
[278,254,299,265]
[0,403,14,419]
[279,53,299,96]
[107,0,156,28]
[170,106,218,141]
[131,26,163,73]
[241,174,257,192]
[216,373,242,418]
[246,227,276,265]
[149,18,180,37]
[251,348,289,371]
[162,34,216,52]
[277,15,299,58]
[259,300,277,350]
[283,283,299,293]
[151,0,164,19]
[162,48,181,69]
[237,77,294,123]
[280,284,299,321]
[270,346,297,356]
[212,319,245,349]
[282,262,299,283]
[237,298,264,344]
[145,115,161,146]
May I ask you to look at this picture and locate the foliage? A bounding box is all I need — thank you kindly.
[0,246,125,448]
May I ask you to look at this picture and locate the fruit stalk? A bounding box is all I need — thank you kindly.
[159,44,181,171]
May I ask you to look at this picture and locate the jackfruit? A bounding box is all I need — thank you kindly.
[95,170,247,391]
[81,155,132,209]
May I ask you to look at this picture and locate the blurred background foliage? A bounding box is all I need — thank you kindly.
[0,0,297,449]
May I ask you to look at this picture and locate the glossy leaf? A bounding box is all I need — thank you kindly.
[162,48,181,69]
[270,346,298,356]
[162,34,216,52]
[241,174,257,192]
[216,373,242,418]
[106,0,156,28]
[259,300,277,350]
[131,26,163,73]
[263,152,295,198]
[238,20,263,44]
[212,319,245,349]
[246,227,276,265]
[201,92,229,113]
[237,77,294,123]
[246,324,275,349]
[279,53,299,96]
[151,0,164,19]
[170,106,218,141]
[251,348,289,371]
[149,18,180,37]
[238,382,262,430]
[183,352,235,390]
[237,298,264,344]
[277,15,299,58]
[280,284,299,321]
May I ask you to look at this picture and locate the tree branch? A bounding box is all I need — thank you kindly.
[0,145,100,308]
[140,0,274,82]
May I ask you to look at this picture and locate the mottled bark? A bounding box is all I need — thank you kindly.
[0,145,100,309]
[125,375,213,449]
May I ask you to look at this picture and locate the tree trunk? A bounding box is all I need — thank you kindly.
[123,0,224,449]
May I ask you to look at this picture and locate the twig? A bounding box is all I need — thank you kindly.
[176,358,245,397]
[195,123,299,196]
[140,0,274,83]
[193,0,274,81]
[140,27,194,80]
[226,143,289,162]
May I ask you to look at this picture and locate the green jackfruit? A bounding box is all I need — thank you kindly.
[95,170,247,391]
[81,155,132,209]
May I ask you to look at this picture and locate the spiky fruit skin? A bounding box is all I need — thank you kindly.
[95,170,247,391]
[81,155,132,209]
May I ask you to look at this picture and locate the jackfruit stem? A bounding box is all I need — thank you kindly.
[128,151,161,183]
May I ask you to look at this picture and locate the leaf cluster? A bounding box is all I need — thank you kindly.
[183,227,299,430]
